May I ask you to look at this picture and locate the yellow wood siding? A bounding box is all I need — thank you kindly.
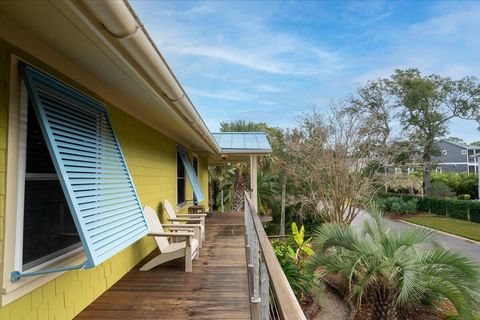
[0,40,208,319]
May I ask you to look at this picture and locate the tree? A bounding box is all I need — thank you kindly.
[284,105,384,225]
[310,209,480,320]
[446,136,467,145]
[347,81,420,187]
[347,79,392,149]
[470,141,480,147]
[386,69,480,196]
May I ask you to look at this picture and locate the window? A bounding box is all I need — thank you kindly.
[469,165,477,174]
[192,156,198,204]
[22,100,81,269]
[177,150,186,205]
[441,149,448,155]
[436,167,443,173]
[462,150,467,155]
[5,63,148,287]
[177,148,204,203]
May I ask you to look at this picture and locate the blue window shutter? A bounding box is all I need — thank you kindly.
[20,64,149,269]
[178,147,204,203]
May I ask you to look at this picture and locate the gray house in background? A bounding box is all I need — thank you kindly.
[431,140,480,174]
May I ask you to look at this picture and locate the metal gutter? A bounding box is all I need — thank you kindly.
[77,0,221,154]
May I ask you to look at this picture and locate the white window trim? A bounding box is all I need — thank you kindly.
[1,56,85,306]
[442,149,448,155]
[462,150,467,155]
[436,167,443,173]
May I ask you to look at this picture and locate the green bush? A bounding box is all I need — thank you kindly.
[431,172,478,199]
[377,196,417,214]
[429,181,455,198]
[376,192,480,223]
[458,194,471,200]
[377,193,480,223]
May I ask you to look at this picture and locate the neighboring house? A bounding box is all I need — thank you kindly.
[388,140,480,175]
[432,140,480,174]
[0,2,284,320]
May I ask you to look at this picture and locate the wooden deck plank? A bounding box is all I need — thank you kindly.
[75,212,251,320]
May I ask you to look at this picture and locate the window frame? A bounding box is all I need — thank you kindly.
[20,98,83,271]
[442,149,448,155]
[1,56,86,306]
[176,148,187,207]
[462,150,467,155]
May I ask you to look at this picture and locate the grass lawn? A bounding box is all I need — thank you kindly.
[402,216,480,242]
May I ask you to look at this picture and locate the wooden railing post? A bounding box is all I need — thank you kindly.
[260,258,270,319]
[244,191,306,320]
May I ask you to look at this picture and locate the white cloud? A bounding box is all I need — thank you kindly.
[340,1,393,25]
[134,1,343,77]
[255,84,282,93]
[187,88,255,102]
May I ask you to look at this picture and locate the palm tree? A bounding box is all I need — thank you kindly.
[232,162,248,211]
[209,165,235,211]
[257,170,280,215]
[310,209,480,320]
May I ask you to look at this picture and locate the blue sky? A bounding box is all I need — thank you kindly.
[131,0,480,143]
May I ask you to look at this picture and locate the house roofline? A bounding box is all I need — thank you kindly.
[71,1,221,154]
[438,139,480,150]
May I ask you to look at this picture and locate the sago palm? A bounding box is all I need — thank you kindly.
[310,209,480,320]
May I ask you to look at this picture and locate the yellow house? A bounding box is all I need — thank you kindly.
[0,1,303,319]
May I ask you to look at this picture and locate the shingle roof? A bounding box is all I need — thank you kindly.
[212,132,272,153]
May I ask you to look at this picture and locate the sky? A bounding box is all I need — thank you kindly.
[130,0,480,143]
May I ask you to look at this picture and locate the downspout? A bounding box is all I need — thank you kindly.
[78,0,221,154]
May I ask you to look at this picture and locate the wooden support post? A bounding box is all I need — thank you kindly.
[221,189,224,212]
[250,155,258,211]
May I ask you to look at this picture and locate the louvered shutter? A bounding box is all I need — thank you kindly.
[177,147,204,203]
[21,64,148,268]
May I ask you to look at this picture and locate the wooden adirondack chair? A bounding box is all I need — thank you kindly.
[140,205,200,272]
[163,199,206,243]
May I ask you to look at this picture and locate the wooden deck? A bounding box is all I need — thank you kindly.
[75,212,251,319]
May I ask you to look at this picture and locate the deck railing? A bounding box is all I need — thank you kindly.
[244,192,306,320]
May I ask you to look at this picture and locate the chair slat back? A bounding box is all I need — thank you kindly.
[144,205,170,252]
[163,199,178,221]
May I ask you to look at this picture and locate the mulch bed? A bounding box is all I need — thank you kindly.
[322,274,455,320]
[353,298,452,320]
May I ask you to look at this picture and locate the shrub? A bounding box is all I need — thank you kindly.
[430,181,455,198]
[310,211,480,320]
[431,172,478,199]
[376,196,417,214]
[271,223,317,300]
[376,192,480,223]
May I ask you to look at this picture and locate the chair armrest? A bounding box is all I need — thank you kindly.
[176,213,207,218]
[168,217,203,222]
[148,232,193,237]
[163,224,202,228]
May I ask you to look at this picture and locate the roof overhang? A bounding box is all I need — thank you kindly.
[209,132,272,165]
[0,0,220,155]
